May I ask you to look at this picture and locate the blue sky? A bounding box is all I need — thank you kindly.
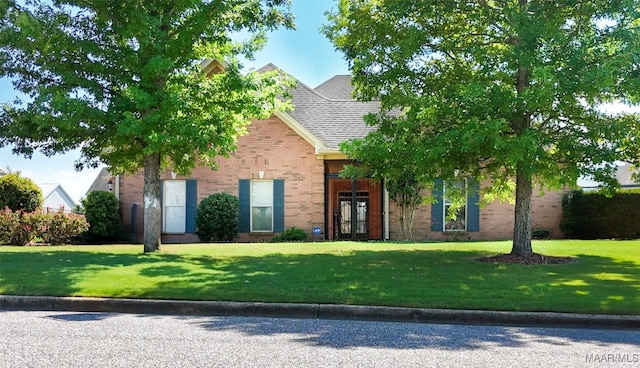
[0,0,347,203]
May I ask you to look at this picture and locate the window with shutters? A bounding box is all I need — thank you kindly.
[239,179,284,234]
[431,179,480,233]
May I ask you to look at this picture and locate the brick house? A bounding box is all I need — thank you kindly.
[115,62,567,243]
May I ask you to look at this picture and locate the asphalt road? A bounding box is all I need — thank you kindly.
[1,311,639,368]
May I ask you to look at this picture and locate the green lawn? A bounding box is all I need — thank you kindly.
[1,240,639,314]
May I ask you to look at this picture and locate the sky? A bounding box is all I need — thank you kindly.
[0,0,347,204]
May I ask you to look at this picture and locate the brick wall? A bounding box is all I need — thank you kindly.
[388,181,569,241]
[119,114,325,243]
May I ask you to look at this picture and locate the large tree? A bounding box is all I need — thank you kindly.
[326,0,640,255]
[0,0,294,252]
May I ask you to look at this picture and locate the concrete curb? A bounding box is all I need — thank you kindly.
[2,295,639,330]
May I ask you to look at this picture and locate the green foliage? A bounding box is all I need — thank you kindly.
[0,173,43,212]
[270,226,307,242]
[386,174,427,240]
[561,190,640,239]
[40,208,90,245]
[532,229,551,240]
[325,0,640,254]
[82,191,122,242]
[0,0,294,251]
[196,193,239,242]
[0,208,88,246]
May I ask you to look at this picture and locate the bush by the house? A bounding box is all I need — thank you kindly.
[0,172,43,212]
[0,207,88,246]
[82,190,122,242]
[561,190,640,239]
[196,193,239,242]
[271,226,307,242]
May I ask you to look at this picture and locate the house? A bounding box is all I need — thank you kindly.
[579,163,639,191]
[85,167,116,195]
[116,62,567,243]
[37,183,76,213]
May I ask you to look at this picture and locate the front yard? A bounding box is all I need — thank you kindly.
[1,240,638,314]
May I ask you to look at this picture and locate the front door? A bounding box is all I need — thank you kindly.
[325,173,383,241]
[336,191,369,240]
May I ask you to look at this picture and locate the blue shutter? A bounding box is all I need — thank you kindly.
[467,181,480,232]
[239,179,250,232]
[273,179,285,233]
[431,179,444,231]
[185,179,197,233]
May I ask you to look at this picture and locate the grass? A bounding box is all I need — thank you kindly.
[1,240,639,315]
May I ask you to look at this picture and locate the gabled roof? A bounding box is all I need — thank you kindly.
[86,167,112,194]
[201,61,381,157]
[37,183,76,210]
[257,64,380,156]
[314,75,354,100]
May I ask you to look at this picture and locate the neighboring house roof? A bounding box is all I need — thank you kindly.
[579,163,640,190]
[616,163,640,188]
[37,183,76,211]
[86,167,112,194]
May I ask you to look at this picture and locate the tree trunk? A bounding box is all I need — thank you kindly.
[511,169,533,255]
[143,152,162,253]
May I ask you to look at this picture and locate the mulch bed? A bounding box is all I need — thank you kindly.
[478,253,575,265]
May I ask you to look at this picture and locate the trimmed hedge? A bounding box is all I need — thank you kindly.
[561,190,640,239]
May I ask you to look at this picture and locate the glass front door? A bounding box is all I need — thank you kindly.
[336,191,369,240]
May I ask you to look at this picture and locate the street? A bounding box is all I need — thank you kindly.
[1,310,639,367]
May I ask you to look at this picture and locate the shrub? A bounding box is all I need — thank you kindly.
[82,190,122,242]
[271,226,307,242]
[561,190,640,239]
[196,193,239,242]
[532,228,551,240]
[0,207,87,246]
[0,172,43,212]
[0,208,40,246]
[39,207,89,245]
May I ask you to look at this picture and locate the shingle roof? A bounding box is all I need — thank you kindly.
[313,75,354,100]
[257,64,380,151]
[85,167,112,194]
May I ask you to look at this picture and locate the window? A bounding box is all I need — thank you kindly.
[431,178,480,232]
[239,179,284,233]
[162,179,197,233]
[251,180,273,232]
[443,180,467,231]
